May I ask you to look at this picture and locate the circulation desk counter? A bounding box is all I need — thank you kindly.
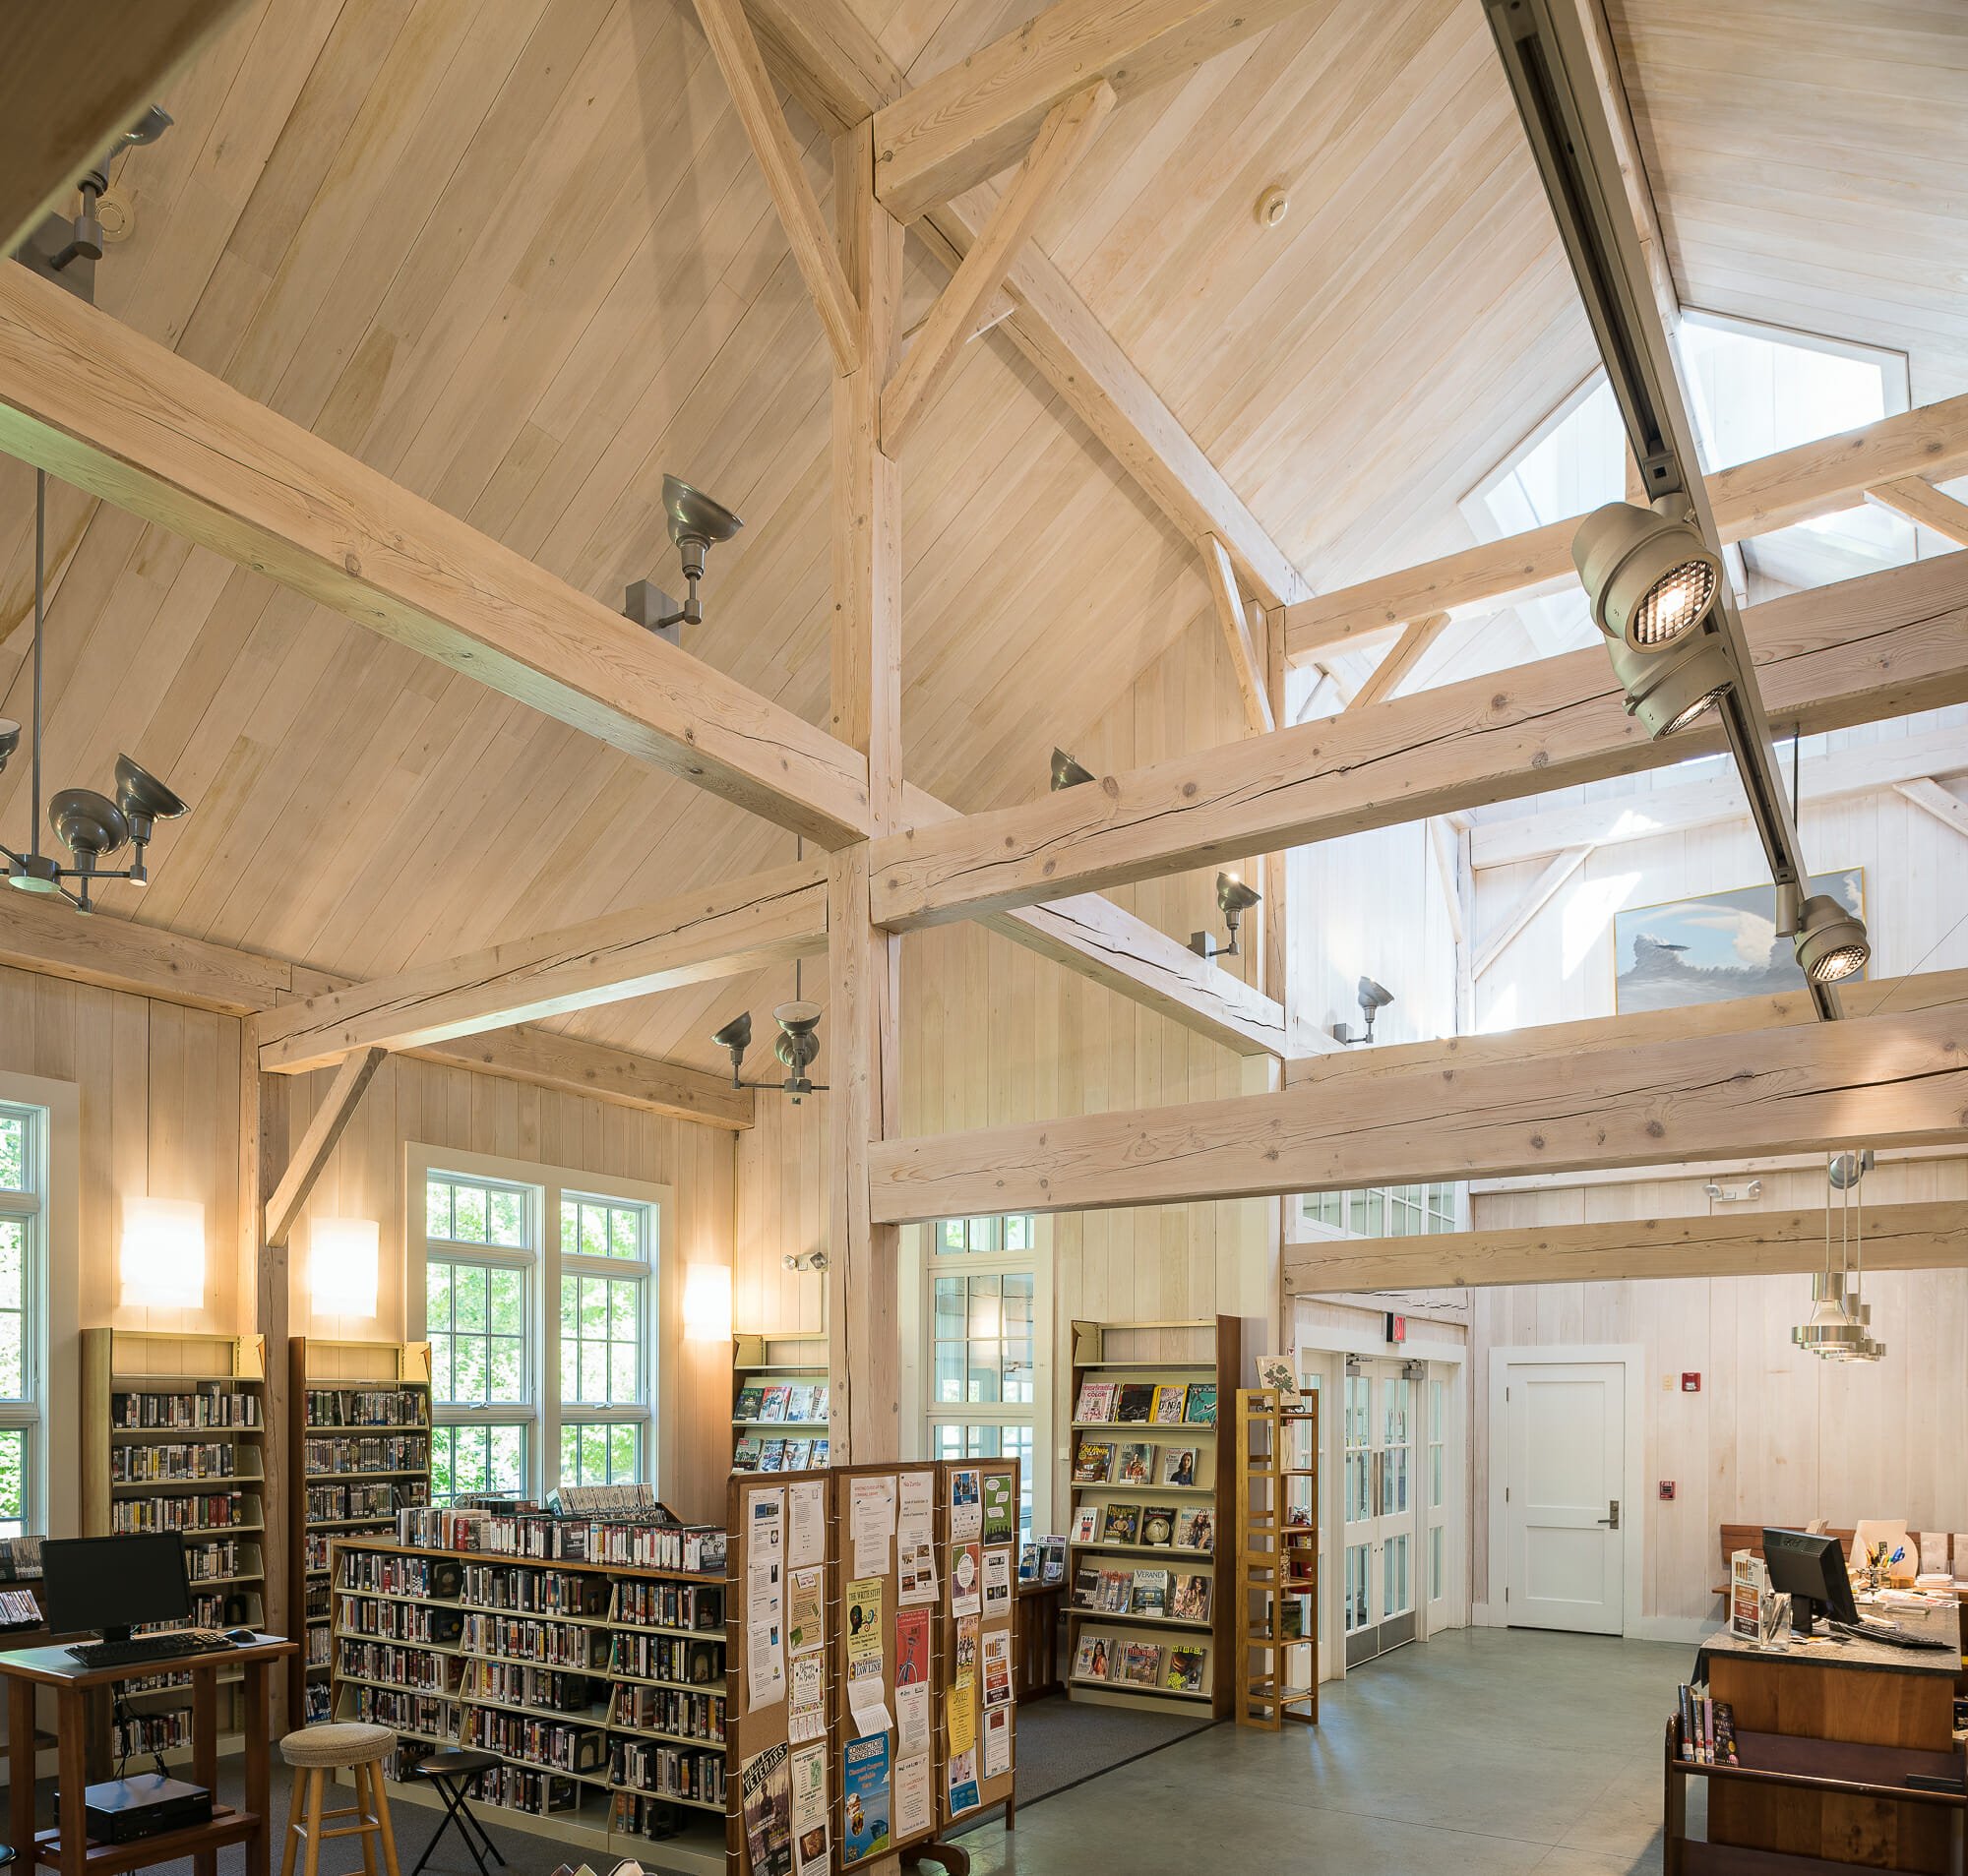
[1677,1623,1965,1875]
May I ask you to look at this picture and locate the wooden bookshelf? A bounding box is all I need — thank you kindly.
[329,1534,726,1874]
[287,1337,433,1725]
[78,1328,269,1763]
[1063,1315,1240,1719]
[729,1330,830,1475]
[1234,1385,1319,1729]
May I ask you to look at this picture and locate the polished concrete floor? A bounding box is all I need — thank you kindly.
[959,1627,1691,1875]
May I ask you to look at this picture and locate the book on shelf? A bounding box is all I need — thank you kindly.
[1165,1647,1206,1694]
[1119,1641,1162,1687]
[1151,1384,1188,1425]
[1159,1447,1199,1487]
[1116,1442,1151,1487]
[1131,1569,1169,1617]
[1075,1381,1117,1423]
[1073,1439,1116,1483]
[1071,1508,1100,1545]
[1676,1682,1738,1766]
[1170,1573,1211,1623]
[734,1385,765,1421]
[1100,1504,1140,1545]
[1138,1507,1177,1548]
[1172,1508,1213,1554]
[1184,1383,1217,1426]
[1114,1384,1155,1424]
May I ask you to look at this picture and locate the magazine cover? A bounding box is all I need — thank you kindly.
[759,1439,786,1473]
[733,1437,762,1470]
[742,1742,794,1876]
[1120,1641,1163,1686]
[1184,1383,1217,1425]
[1074,1562,1102,1606]
[735,1385,766,1421]
[1071,1507,1100,1545]
[811,1384,830,1420]
[1174,1507,1213,1552]
[1074,1439,1116,1483]
[1139,1506,1177,1548]
[1152,1383,1189,1424]
[1017,1543,1040,1583]
[1101,1502,1140,1545]
[1042,1536,1067,1584]
[1170,1573,1212,1622]
[783,1439,812,1470]
[1074,1634,1112,1680]
[1115,1383,1155,1423]
[1132,1568,1169,1617]
[1117,1442,1151,1486]
[1166,1647,1207,1694]
[1075,1381,1117,1423]
[1097,1569,1131,1612]
[1160,1447,1199,1487]
[761,1384,791,1422]
[841,1735,892,1866]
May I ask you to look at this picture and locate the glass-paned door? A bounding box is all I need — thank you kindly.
[1341,1359,1421,1666]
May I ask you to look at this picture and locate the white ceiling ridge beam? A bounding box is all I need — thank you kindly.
[1473,721,1968,868]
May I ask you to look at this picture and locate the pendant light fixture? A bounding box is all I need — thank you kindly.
[1791,1149,1883,1363]
[707,839,828,1102]
[0,472,190,909]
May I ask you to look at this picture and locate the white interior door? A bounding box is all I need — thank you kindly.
[1505,1361,1625,1634]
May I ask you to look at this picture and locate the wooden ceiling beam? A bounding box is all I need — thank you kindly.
[1344,611,1451,713]
[257,859,830,1074]
[1865,476,1968,548]
[695,0,861,377]
[262,1046,386,1249]
[0,266,872,848]
[1285,390,1968,663]
[867,999,1968,1223]
[1200,535,1275,735]
[1286,1200,1968,1295]
[742,0,902,132]
[881,80,1115,455]
[2,0,248,258]
[870,0,1316,221]
[1895,777,1968,843]
[869,550,1968,930]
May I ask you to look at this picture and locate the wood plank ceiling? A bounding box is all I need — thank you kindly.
[0,0,1960,1078]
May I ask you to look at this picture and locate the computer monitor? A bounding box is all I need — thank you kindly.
[1762,1527,1859,1637]
[44,1534,193,1645]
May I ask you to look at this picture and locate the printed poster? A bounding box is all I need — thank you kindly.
[851,1473,897,1578]
[741,1742,793,1876]
[981,1472,1015,1545]
[842,1734,892,1866]
[896,1679,930,1755]
[790,1653,827,1744]
[981,1628,1013,1708]
[746,1487,787,1711]
[950,1468,982,1543]
[897,1470,938,1605]
[788,1565,825,1658]
[788,1479,827,1570]
[895,1607,930,1685]
[946,1746,980,1818]
[947,1612,977,1757]
[982,1544,1012,1617]
[845,1578,885,1681]
[892,1750,932,1842]
[983,1707,1013,1783]
[790,1744,830,1876]
[950,1540,981,1618]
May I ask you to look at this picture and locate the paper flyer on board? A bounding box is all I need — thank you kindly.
[983,1707,1012,1783]
[950,1467,982,1543]
[788,1565,825,1657]
[897,1470,937,1605]
[981,1628,1013,1708]
[846,1575,891,1736]
[947,1612,978,1756]
[851,1473,897,1578]
[842,1735,892,1866]
[982,1544,1012,1617]
[788,1478,827,1570]
[946,1746,980,1817]
[950,1540,981,1618]
[892,1750,932,1842]
[981,1472,1015,1545]
[895,1606,930,1685]
[790,1743,830,1876]
[790,1653,827,1743]
[746,1487,788,1710]
[742,1742,794,1876]
[896,1679,930,1755]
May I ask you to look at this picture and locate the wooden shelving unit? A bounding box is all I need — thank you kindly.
[330,1533,726,1874]
[729,1330,830,1475]
[79,1327,269,1763]
[1063,1315,1239,1719]
[287,1337,433,1724]
[1234,1385,1319,1729]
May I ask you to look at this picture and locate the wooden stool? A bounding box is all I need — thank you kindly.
[278,1723,402,1876]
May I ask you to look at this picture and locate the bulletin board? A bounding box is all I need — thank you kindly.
[726,1467,836,1876]
[938,1457,1019,1826]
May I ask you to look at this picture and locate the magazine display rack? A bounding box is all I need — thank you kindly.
[1234,1386,1319,1729]
[288,1336,433,1725]
[79,1327,269,1764]
[731,1331,831,1475]
[1064,1315,1241,1719]
[725,1459,1018,1875]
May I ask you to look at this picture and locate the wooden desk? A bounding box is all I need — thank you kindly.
[0,1634,292,1876]
[1694,1627,1962,1873]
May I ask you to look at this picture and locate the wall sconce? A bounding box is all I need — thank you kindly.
[120,1196,206,1308]
[309,1216,381,1318]
[1050,748,1094,790]
[1332,975,1395,1045]
[1189,872,1261,960]
[683,1263,733,1342]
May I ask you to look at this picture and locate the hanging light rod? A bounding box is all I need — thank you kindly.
[1481,0,1863,1019]
[0,472,189,911]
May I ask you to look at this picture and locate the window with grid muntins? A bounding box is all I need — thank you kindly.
[0,1103,41,1538]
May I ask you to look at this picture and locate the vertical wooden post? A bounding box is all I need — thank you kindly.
[827,119,905,1465]
[1255,607,1290,1351]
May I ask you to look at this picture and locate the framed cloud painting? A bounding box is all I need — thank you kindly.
[1613,868,1866,1012]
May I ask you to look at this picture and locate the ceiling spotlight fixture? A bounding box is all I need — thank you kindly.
[623,474,743,645]
[1778,882,1871,986]
[1049,749,1094,791]
[1189,872,1261,961]
[706,842,829,1102]
[1572,500,1721,651]
[0,472,189,910]
[1604,631,1733,740]
[1332,976,1394,1046]
[1702,1179,1762,1203]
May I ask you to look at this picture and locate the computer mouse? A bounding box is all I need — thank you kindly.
[222,1627,257,1645]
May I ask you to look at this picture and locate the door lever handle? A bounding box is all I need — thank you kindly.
[1597,1499,1621,1530]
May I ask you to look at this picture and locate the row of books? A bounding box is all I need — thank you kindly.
[393,1505,727,1576]
[303,1434,428,1475]
[733,1381,830,1423]
[1073,1438,1201,1487]
[111,1491,248,1533]
[616,1684,725,1744]
[338,1596,462,1647]
[1677,1682,1740,1765]
[1073,1634,1208,1693]
[310,1482,412,1522]
[461,1562,610,1619]
[111,1387,261,1428]
[304,1387,429,1428]
[470,1663,604,1716]
[1075,1380,1216,1427]
[184,1539,250,1582]
[109,1441,245,1482]
[732,1435,829,1472]
[1071,1502,1214,1553]
[465,1708,608,1776]
[1074,1563,1212,1622]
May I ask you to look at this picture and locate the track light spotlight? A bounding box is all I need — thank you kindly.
[1785,889,1871,986]
[1605,631,1733,740]
[1050,749,1094,791]
[710,1011,753,1087]
[1189,871,1261,960]
[1572,500,1721,652]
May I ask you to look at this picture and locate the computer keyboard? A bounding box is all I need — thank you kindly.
[67,1628,227,1668]
[1831,1619,1954,1652]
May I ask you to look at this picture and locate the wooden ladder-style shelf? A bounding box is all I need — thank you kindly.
[1234,1385,1319,1729]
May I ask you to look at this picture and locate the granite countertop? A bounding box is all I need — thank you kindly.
[1700,1620,1962,1677]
